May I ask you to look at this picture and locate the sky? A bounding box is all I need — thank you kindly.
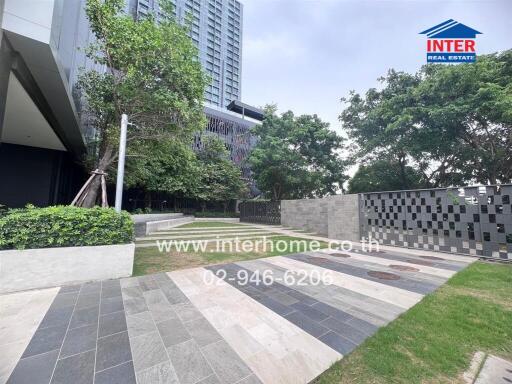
[240,0,512,135]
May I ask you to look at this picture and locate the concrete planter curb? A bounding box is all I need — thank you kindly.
[0,243,135,293]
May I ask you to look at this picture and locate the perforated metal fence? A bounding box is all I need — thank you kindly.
[239,201,281,225]
[360,185,512,260]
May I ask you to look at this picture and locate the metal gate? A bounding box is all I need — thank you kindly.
[239,201,281,225]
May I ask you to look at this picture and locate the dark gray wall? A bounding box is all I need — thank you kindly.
[0,143,84,208]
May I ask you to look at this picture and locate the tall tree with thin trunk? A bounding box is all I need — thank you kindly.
[77,0,207,207]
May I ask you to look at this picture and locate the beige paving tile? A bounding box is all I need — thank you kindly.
[265,256,423,309]
[168,268,341,384]
[0,287,59,384]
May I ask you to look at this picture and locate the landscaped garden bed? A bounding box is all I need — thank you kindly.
[0,206,135,293]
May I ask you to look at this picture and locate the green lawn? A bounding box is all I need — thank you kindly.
[134,235,328,276]
[313,262,512,384]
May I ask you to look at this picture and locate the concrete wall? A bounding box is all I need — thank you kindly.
[281,194,360,241]
[0,243,135,293]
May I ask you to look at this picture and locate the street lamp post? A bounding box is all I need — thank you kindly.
[115,114,128,212]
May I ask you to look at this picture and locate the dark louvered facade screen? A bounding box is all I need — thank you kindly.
[239,201,281,225]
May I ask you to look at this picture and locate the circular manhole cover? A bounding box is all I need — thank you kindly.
[367,271,401,280]
[307,257,329,263]
[330,253,351,258]
[406,259,434,267]
[389,264,420,272]
[420,255,445,261]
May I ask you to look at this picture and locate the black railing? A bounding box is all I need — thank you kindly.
[239,201,281,225]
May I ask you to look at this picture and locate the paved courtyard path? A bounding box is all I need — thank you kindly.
[1,244,474,384]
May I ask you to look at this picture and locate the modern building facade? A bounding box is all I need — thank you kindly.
[0,0,92,207]
[129,0,243,108]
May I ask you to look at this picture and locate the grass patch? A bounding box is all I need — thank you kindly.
[177,221,248,228]
[313,262,512,384]
[133,235,328,276]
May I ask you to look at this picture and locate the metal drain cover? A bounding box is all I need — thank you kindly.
[367,271,401,280]
[420,255,445,261]
[389,264,420,272]
[330,253,351,258]
[405,259,434,267]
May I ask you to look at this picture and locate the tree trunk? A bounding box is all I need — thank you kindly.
[81,145,114,208]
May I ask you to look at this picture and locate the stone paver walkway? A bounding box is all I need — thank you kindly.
[1,245,474,384]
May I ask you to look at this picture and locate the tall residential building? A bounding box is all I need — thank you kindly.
[130,0,243,108]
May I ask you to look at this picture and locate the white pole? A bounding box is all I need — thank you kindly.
[115,114,128,212]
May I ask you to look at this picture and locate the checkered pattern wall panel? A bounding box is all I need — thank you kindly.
[359,185,512,260]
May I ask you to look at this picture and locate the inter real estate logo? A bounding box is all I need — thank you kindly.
[420,19,482,63]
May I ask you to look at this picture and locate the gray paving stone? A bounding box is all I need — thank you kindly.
[284,311,329,338]
[120,277,140,289]
[101,285,122,299]
[69,305,99,329]
[157,318,191,347]
[95,360,137,384]
[126,312,157,338]
[130,331,168,372]
[80,281,102,293]
[50,292,79,309]
[291,302,329,322]
[60,324,97,358]
[7,349,59,384]
[98,310,127,338]
[50,350,95,384]
[321,317,368,344]
[285,289,318,306]
[102,279,121,288]
[39,305,74,329]
[149,302,177,323]
[75,292,100,309]
[96,331,132,372]
[160,285,188,305]
[124,297,149,315]
[255,296,295,316]
[136,361,179,384]
[22,325,67,358]
[267,291,299,306]
[172,302,202,323]
[140,279,159,292]
[201,340,252,384]
[345,316,378,336]
[183,317,222,347]
[100,295,124,315]
[319,331,357,355]
[311,301,354,322]
[167,339,213,384]
[59,285,81,293]
[122,286,144,299]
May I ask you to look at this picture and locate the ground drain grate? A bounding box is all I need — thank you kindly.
[405,259,434,267]
[389,264,420,272]
[329,253,351,258]
[420,255,445,261]
[367,271,401,280]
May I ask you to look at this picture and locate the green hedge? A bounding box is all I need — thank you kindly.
[193,211,239,218]
[0,206,134,250]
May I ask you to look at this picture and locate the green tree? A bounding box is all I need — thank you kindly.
[249,106,347,200]
[347,160,425,194]
[123,139,201,207]
[195,137,247,212]
[341,50,512,188]
[77,0,208,207]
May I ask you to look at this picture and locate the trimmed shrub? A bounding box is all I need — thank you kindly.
[0,206,134,250]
